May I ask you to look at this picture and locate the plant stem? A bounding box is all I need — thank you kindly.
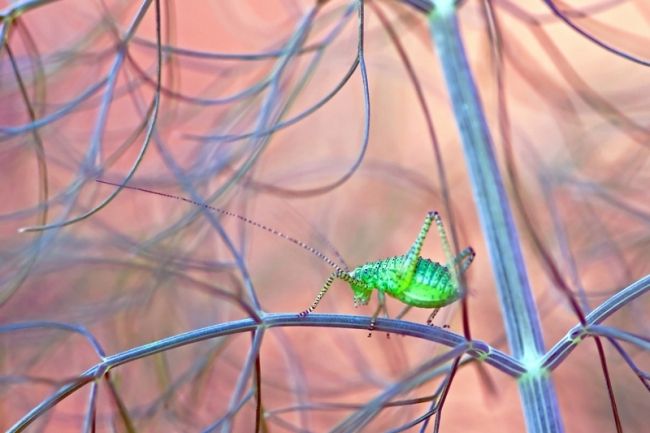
[9,267,645,433]
[428,2,563,431]
[6,313,522,433]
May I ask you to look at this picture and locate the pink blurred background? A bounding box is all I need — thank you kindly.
[1,0,648,431]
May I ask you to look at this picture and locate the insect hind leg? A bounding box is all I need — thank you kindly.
[431,211,456,279]
[402,211,437,280]
[454,247,476,274]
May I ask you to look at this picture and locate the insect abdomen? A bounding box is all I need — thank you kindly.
[402,258,459,307]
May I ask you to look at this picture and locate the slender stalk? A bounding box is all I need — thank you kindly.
[541,275,650,370]
[8,269,644,433]
[428,2,563,432]
[6,313,522,433]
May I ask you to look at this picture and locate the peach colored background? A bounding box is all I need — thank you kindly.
[1,0,648,432]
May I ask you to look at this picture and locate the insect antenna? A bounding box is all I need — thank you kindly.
[96,179,345,273]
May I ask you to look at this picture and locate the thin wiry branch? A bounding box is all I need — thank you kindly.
[6,312,524,433]
[542,274,650,370]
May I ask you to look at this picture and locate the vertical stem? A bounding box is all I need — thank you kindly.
[428,2,563,432]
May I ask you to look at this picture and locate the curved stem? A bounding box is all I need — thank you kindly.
[542,275,650,370]
[9,269,647,433]
[7,313,523,433]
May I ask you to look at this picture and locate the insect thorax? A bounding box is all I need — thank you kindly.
[349,256,460,308]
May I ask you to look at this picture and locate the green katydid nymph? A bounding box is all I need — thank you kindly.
[97,181,475,329]
[298,211,474,330]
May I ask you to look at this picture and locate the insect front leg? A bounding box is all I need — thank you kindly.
[299,270,345,317]
[299,271,371,317]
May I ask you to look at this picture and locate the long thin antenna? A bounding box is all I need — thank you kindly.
[96,179,344,272]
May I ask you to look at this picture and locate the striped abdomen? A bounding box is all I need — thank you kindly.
[349,256,459,308]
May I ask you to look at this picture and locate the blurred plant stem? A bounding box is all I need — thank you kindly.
[429,2,563,432]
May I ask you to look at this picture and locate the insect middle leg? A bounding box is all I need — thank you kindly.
[396,305,412,320]
[368,291,390,338]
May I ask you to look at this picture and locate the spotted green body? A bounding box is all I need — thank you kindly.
[299,211,475,321]
[349,256,457,308]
